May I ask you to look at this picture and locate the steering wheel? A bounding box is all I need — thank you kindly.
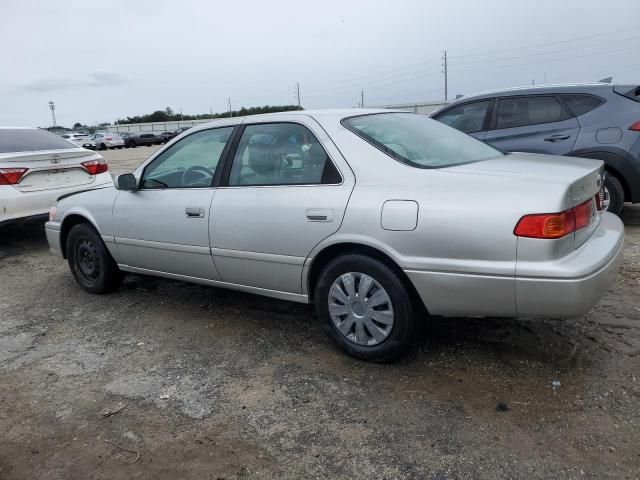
[182,166,214,186]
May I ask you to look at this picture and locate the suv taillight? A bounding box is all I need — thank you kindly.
[81,159,108,175]
[514,199,594,239]
[629,121,640,131]
[0,168,29,185]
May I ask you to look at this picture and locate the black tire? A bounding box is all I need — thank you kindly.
[100,143,107,151]
[129,141,136,148]
[604,174,624,215]
[66,223,123,294]
[314,254,417,362]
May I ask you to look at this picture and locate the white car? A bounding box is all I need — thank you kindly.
[92,132,124,150]
[0,127,112,228]
[60,132,92,147]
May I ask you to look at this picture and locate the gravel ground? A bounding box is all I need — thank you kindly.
[0,147,639,479]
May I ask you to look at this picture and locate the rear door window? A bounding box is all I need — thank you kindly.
[433,100,491,133]
[560,94,604,116]
[227,123,341,186]
[495,96,567,129]
[0,129,76,153]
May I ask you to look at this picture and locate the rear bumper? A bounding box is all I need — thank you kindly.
[515,212,624,318]
[405,212,624,319]
[0,174,111,225]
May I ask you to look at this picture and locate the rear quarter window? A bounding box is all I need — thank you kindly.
[0,129,76,153]
[560,94,604,116]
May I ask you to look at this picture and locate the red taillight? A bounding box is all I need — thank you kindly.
[629,121,640,131]
[105,136,113,140]
[573,200,592,230]
[514,199,593,239]
[0,168,29,185]
[81,159,108,175]
[514,210,575,239]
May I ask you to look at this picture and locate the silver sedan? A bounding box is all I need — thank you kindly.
[45,110,624,361]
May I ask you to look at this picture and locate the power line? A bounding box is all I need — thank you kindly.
[449,43,640,74]
[301,58,442,92]
[451,35,640,67]
[449,25,640,60]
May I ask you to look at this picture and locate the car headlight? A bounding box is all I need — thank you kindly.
[49,205,58,221]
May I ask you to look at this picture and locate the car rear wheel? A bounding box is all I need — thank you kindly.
[603,174,624,215]
[66,223,123,293]
[314,254,417,362]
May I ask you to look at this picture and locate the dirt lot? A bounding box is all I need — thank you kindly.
[1,147,639,479]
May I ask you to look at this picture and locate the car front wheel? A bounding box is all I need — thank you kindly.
[314,254,417,362]
[66,223,123,293]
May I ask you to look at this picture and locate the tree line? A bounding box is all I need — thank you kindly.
[114,105,303,125]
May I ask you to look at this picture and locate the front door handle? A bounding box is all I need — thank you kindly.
[185,206,205,218]
[306,208,333,222]
[544,134,570,142]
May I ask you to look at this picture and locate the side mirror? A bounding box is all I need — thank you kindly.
[116,173,138,191]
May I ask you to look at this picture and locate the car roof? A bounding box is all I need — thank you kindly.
[444,82,613,105]
[188,108,401,132]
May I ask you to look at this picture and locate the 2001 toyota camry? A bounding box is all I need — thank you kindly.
[45,109,624,361]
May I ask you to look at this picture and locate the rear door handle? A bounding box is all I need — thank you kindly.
[185,206,205,218]
[306,208,333,222]
[544,134,570,142]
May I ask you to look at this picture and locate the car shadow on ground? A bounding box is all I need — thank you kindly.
[0,221,48,258]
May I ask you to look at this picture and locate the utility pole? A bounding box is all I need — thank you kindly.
[48,101,56,127]
[228,98,232,117]
[361,90,364,108]
[441,50,448,102]
[296,82,301,107]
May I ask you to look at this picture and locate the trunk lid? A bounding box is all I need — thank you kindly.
[0,148,102,192]
[450,152,604,247]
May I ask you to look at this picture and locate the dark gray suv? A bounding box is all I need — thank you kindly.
[431,83,640,214]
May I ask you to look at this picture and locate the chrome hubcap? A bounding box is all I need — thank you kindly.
[328,272,394,346]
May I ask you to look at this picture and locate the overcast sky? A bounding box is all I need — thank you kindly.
[2,0,639,127]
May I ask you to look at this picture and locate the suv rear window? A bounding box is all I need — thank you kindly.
[560,94,604,116]
[342,113,502,169]
[614,84,640,103]
[0,129,76,153]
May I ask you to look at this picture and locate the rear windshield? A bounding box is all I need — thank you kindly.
[0,129,76,153]
[614,84,640,103]
[342,113,502,168]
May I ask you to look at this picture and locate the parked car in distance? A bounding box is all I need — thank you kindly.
[1,127,112,228]
[45,110,623,361]
[155,131,175,144]
[173,126,191,136]
[60,132,91,147]
[92,132,124,150]
[123,132,159,148]
[431,82,640,214]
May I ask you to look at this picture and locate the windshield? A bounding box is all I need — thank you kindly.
[0,128,77,153]
[342,112,502,168]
